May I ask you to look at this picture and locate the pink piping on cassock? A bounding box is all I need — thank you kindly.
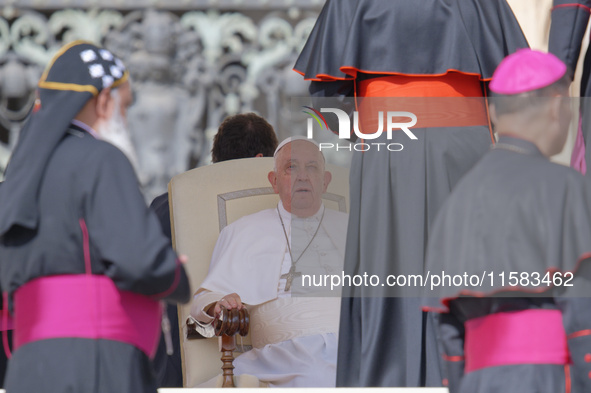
[571,117,586,174]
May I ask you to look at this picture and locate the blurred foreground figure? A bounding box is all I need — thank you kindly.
[545,0,591,175]
[0,41,190,393]
[294,0,528,387]
[425,49,591,393]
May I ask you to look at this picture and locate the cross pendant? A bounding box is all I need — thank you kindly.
[281,266,302,291]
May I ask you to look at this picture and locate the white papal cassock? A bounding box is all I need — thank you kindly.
[191,201,348,387]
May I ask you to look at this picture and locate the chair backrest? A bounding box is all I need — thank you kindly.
[169,156,349,387]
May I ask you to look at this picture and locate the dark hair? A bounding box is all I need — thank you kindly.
[490,73,572,117]
[211,113,278,163]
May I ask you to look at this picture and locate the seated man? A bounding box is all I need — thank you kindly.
[150,112,278,387]
[424,49,591,393]
[190,136,348,387]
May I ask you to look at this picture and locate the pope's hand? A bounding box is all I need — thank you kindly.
[211,293,243,316]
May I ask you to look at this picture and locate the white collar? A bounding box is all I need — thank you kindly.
[277,200,325,223]
[71,119,99,139]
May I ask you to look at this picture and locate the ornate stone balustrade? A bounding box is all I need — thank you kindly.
[0,1,324,201]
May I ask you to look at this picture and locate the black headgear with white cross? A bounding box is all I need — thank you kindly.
[39,41,128,97]
[0,41,129,236]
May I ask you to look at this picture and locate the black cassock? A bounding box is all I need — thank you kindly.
[149,191,184,388]
[425,136,591,393]
[0,126,190,393]
[548,0,591,172]
[294,0,528,387]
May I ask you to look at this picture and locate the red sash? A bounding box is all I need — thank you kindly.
[357,73,489,131]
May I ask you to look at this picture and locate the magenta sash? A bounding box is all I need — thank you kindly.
[13,274,161,358]
[465,309,570,373]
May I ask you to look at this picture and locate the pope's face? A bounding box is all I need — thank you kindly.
[268,140,331,217]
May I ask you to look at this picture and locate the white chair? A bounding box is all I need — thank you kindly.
[168,157,349,387]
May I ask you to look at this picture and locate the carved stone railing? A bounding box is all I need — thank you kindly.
[0,1,324,201]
